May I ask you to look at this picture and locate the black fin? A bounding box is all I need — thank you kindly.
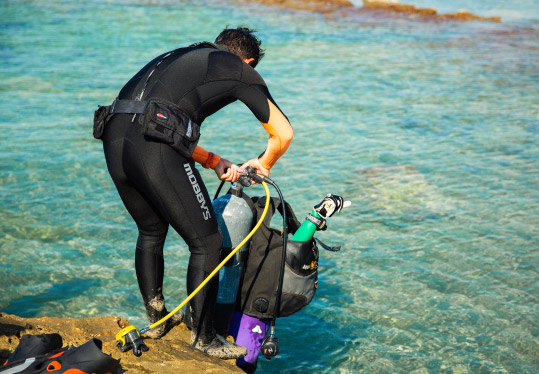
[1,338,118,374]
[4,333,63,364]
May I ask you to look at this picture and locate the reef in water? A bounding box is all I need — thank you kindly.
[238,0,501,22]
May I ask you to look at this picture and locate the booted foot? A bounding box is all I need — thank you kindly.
[191,333,247,360]
[145,309,183,339]
[144,295,183,339]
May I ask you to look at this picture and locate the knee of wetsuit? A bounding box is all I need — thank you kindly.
[186,232,223,272]
[136,233,167,255]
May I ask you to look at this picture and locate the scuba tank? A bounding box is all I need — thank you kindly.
[212,183,254,335]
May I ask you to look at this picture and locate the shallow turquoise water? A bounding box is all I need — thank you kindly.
[1,1,538,373]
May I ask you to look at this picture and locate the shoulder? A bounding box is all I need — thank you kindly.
[240,63,266,86]
[205,50,267,87]
[206,50,244,81]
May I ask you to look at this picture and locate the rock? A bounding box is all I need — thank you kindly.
[362,0,501,22]
[236,0,354,14]
[0,313,243,374]
[238,0,501,22]
[363,0,436,15]
[442,9,502,22]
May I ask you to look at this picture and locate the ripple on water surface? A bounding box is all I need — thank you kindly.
[1,1,538,373]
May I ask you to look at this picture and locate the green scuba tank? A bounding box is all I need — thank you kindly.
[290,209,320,241]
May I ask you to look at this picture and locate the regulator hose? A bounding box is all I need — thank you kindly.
[258,178,287,359]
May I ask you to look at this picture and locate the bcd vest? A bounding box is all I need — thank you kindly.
[237,196,320,319]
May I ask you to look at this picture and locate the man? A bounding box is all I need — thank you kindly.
[100,26,293,359]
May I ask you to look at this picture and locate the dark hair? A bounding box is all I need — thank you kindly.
[214,26,265,68]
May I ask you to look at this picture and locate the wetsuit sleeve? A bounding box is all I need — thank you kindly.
[193,145,221,169]
[235,66,293,170]
[257,99,293,170]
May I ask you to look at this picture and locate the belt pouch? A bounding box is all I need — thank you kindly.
[139,99,200,158]
[93,105,111,139]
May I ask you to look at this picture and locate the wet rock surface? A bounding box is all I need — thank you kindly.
[240,0,501,22]
[237,0,354,14]
[362,0,501,22]
[0,313,243,374]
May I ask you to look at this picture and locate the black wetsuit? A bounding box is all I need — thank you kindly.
[102,43,276,342]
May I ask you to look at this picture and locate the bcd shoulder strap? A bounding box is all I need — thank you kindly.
[250,196,302,235]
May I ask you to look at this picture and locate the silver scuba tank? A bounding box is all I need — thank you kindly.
[213,183,254,334]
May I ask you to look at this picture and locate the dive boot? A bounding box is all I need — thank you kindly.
[190,332,247,360]
[144,295,184,339]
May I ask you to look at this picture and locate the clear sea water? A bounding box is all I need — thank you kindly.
[1,0,537,373]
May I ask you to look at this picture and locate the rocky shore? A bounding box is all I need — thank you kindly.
[0,313,243,374]
[362,0,501,22]
[239,0,501,22]
[237,0,354,14]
